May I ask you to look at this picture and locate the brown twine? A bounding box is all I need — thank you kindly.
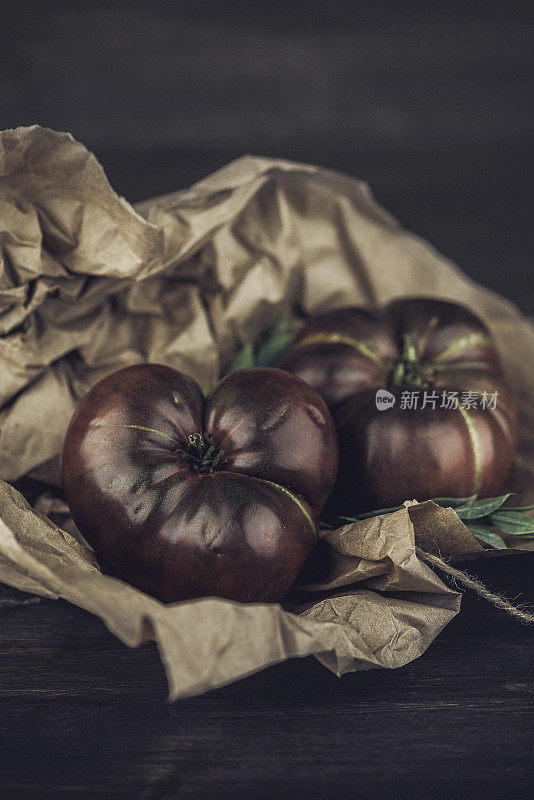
[416,547,534,624]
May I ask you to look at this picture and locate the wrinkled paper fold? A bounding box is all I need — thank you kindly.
[1,126,533,698]
[0,480,462,698]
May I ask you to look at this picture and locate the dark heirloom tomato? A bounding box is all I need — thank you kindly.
[280,298,517,513]
[60,365,338,604]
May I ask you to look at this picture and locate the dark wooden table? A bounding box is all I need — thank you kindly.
[0,555,533,799]
[2,3,534,798]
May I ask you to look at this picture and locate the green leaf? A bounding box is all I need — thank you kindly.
[502,503,534,512]
[454,493,512,520]
[490,510,534,535]
[465,524,507,549]
[255,318,295,367]
[334,493,524,531]
[226,343,255,375]
[431,495,477,508]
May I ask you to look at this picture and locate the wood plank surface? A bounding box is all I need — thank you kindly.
[1,554,533,800]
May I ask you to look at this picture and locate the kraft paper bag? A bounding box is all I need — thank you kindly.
[1,126,532,697]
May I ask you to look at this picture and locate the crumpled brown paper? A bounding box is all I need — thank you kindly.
[0,479,462,698]
[0,126,533,698]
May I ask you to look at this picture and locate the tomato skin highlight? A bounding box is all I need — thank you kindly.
[60,364,338,604]
[280,298,517,514]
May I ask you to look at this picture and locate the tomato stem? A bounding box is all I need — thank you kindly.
[176,433,226,474]
[387,333,439,389]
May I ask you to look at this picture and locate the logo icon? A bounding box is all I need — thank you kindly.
[375,389,396,410]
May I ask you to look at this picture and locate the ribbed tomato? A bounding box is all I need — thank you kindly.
[61,365,338,603]
[280,298,517,514]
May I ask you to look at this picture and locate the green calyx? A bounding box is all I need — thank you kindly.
[387,333,440,389]
[177,433,226,474]
[387,326,493,389]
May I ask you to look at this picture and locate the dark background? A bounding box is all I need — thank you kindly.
[1,4,534,799]
[2,0,533,312]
